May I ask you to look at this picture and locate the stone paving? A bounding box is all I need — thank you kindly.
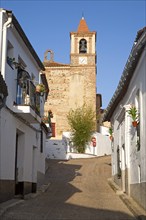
[0,156,144,220]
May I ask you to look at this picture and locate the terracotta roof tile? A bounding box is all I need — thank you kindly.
[43,61,69,67]
[77,17,89,32]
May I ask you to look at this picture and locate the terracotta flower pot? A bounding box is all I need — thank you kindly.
[132,121,138,127]
[110,136,114,141]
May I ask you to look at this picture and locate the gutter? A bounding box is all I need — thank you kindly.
[1,9,12,79]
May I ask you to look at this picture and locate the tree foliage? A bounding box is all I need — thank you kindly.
[67,104,96,153]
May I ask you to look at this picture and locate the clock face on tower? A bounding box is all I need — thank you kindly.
[79,57,87,64]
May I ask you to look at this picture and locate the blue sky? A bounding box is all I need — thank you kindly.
[1,0,146,109]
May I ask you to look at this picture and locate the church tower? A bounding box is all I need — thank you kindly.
[69,16,97,110]
[44,17,97,139]
[70,17,96,66]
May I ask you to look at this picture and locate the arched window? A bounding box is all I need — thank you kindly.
[79,39,87,54]
[117,146,121,178]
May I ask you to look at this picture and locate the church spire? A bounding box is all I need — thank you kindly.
[77,17,89,32]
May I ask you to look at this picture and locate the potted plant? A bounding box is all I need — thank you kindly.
[109,127,113,141]
[36,83,46,94]
[7,57,22,69]
[127,105,139,127]
[7,56,15,68]
[42,116,48,123]
[48,109,53,118]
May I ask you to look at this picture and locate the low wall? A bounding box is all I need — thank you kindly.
[45,139,67,160]
[45,132,111,160]
[95,132,111,156]
[66,153,97,160]
[62,131,111,157]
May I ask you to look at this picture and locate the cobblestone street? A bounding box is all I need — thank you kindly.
[1,156,137,220]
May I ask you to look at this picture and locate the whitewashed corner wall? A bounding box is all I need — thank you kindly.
[45,132,111,160]
[0,107,39,183]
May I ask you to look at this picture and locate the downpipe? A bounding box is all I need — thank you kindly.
[1,10,12,79]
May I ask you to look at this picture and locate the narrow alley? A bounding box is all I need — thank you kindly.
[1,156,136,220]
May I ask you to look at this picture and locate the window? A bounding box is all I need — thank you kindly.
[79,39,87,53]
[40,130,43,153]
[117,146,121,178]
[135,90,140,151]
[136,124,140,151]
[16,68,30,105]
[138,165,141,183]
[16,56,29,105]
[51,122,56,137]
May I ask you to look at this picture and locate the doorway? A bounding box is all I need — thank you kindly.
[15,130,24,195]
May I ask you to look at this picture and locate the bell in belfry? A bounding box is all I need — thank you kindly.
[79,39,87,53]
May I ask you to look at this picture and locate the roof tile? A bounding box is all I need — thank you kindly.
[77,17,89,32]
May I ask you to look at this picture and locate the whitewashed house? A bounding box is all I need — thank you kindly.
[0,8,49,202]
[103,27,146,210]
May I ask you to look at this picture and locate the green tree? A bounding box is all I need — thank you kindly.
[67,104,96,153]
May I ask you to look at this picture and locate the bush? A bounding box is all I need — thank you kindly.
[67,104,96,153]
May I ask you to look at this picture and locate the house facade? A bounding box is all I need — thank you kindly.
[103,27,146,210]
[43,17,97,139]
[0,8,49,202]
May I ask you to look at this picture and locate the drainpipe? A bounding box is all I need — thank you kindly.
[1,10,12,79]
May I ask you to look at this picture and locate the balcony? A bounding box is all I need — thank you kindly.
[13,69,42,124]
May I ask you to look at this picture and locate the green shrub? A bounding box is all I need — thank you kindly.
[67,104,96,153]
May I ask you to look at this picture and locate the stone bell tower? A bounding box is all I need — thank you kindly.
[43,17,97,139]
[69,16,97,110]
[70,16,97,67]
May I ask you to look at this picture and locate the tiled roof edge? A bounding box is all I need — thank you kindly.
[103,28,146,122]
[12,14,45,71]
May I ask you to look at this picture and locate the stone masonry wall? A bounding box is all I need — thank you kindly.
[44,65,96,139]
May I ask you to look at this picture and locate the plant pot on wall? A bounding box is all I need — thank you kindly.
[127,105,139,127]
[109,127,113,141]
[132,121,138,127]
[36,84,46,94]
[110,136,114,141]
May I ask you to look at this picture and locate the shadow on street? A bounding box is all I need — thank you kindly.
[2,156,137,220]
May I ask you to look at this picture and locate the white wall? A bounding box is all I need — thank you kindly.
[5,27,40,109]
[111,47,146,185]
[0,10,46,200]
[100,126,110,136]
[45,139,67,160]
[37,129,47,175]
[63,131,111,157]
[0,107,40,183]
[95,132,112,156]
[45,132,111,160]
